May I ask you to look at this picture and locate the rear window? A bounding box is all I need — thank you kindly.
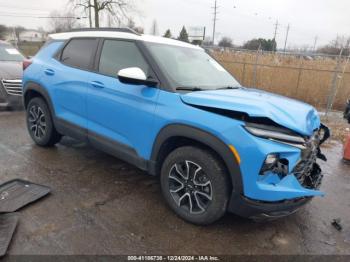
[0,44,25,62]
[60,38,98,70]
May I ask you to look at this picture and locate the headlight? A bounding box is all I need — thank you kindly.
[244,123,306,149]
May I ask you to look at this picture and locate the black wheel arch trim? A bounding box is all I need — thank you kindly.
[151,124,243,194]
[23,81,55,115]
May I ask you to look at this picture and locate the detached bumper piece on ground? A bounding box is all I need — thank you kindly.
[0,179,50,213]
[0,179,50,257]
[0,213,19,257]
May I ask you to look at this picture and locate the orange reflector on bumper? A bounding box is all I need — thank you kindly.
[229,145,241,164]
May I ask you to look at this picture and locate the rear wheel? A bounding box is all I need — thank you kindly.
[26,97,61,147]
[160,146,230,225]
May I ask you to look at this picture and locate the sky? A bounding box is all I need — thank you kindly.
[0,0,349,49]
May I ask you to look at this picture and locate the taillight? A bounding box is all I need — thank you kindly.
[23,59,32,71]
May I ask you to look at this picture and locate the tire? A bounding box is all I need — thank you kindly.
[160,146,230,225]
[26,97,62,147]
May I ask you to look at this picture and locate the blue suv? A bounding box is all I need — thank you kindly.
[22,28,329,224]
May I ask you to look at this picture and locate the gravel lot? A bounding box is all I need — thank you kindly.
[0,111,350,255]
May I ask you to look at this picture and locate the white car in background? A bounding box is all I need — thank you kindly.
[0,41,24,109]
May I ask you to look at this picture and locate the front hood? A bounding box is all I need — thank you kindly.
[0,61,23,80]
[180,88,320,136]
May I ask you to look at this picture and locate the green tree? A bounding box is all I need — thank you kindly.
[163,29,172,38]
[177,26,189,43]
[243,38,276,51]
[218,37,233,48]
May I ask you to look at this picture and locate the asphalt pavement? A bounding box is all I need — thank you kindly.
[0,111,349,255]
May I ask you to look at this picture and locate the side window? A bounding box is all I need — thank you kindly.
[61,38,98,70]
[99,40,149,77]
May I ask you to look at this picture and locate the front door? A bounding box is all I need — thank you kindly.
[86,39,159,161]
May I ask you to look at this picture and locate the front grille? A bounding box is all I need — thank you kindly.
[1,79,23,96]
[292,131,322,189]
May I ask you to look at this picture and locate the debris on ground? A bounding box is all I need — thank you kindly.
[0,213,19,257]
[331,218,343,231]
[0,179,51,257]
[0,179,51,213]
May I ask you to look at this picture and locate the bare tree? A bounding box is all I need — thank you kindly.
[48,10,81,33]
[14,26,25,42]
[0,25,9,40]
[70,0,134,28]
[318,35,350,56]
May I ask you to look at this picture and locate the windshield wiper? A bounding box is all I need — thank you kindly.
[176,87,203,91]
[216,86,239,90]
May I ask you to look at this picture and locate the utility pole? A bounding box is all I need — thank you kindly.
[151,20,158,36]
[212,0,219,45]
[273,20,279,51]
[283,24,290,53]
[313,36,318,53]
[88,0,92,28]
[13,27,18,48]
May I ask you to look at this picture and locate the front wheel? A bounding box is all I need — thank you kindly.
[160,146,230,225]
[26,97,61,147]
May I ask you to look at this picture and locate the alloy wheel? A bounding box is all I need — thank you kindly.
[28,105,47,139]
[168,160,213,214]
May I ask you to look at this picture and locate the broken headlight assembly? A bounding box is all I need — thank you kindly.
[244,123,306,149]
[245,122,330,188]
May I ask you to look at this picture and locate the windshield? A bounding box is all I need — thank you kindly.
[145,42,241,90]
[0,44,25,62]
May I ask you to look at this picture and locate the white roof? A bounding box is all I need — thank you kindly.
[49,30,202,50]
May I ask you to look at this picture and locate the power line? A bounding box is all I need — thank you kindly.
[0,4,50,12]
[212,0,219,44]
[272,20,279,51]
[0,12,86,19]
[0,11,48,17]
[273,20,279,39]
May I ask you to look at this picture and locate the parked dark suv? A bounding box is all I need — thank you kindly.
[0,41,24,109]
[22,29,329,224]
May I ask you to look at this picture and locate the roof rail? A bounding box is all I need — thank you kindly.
[68,27,141,35]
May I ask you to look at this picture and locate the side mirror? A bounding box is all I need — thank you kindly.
[117,67,158,87]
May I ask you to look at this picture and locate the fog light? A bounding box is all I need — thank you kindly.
[265,154,278,165]
[260,154,279,175]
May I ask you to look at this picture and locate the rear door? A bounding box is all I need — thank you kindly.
[86,39,160,161]
[42,38,98,137]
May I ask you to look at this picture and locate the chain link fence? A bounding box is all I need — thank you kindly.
[210,47,350,111]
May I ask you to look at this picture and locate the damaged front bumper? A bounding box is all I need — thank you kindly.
[228,161,322,220]
[226,124,330,219]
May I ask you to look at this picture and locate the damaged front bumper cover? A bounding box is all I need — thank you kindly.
[228,161,323,219]
[229,194,312,220]
[228,124,330,219]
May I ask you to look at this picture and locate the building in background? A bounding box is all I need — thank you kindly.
[17,30,47,42]
[6,29,47,43]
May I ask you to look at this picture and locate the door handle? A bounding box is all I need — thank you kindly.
[44,68,55,76]
[90,81,105,89]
